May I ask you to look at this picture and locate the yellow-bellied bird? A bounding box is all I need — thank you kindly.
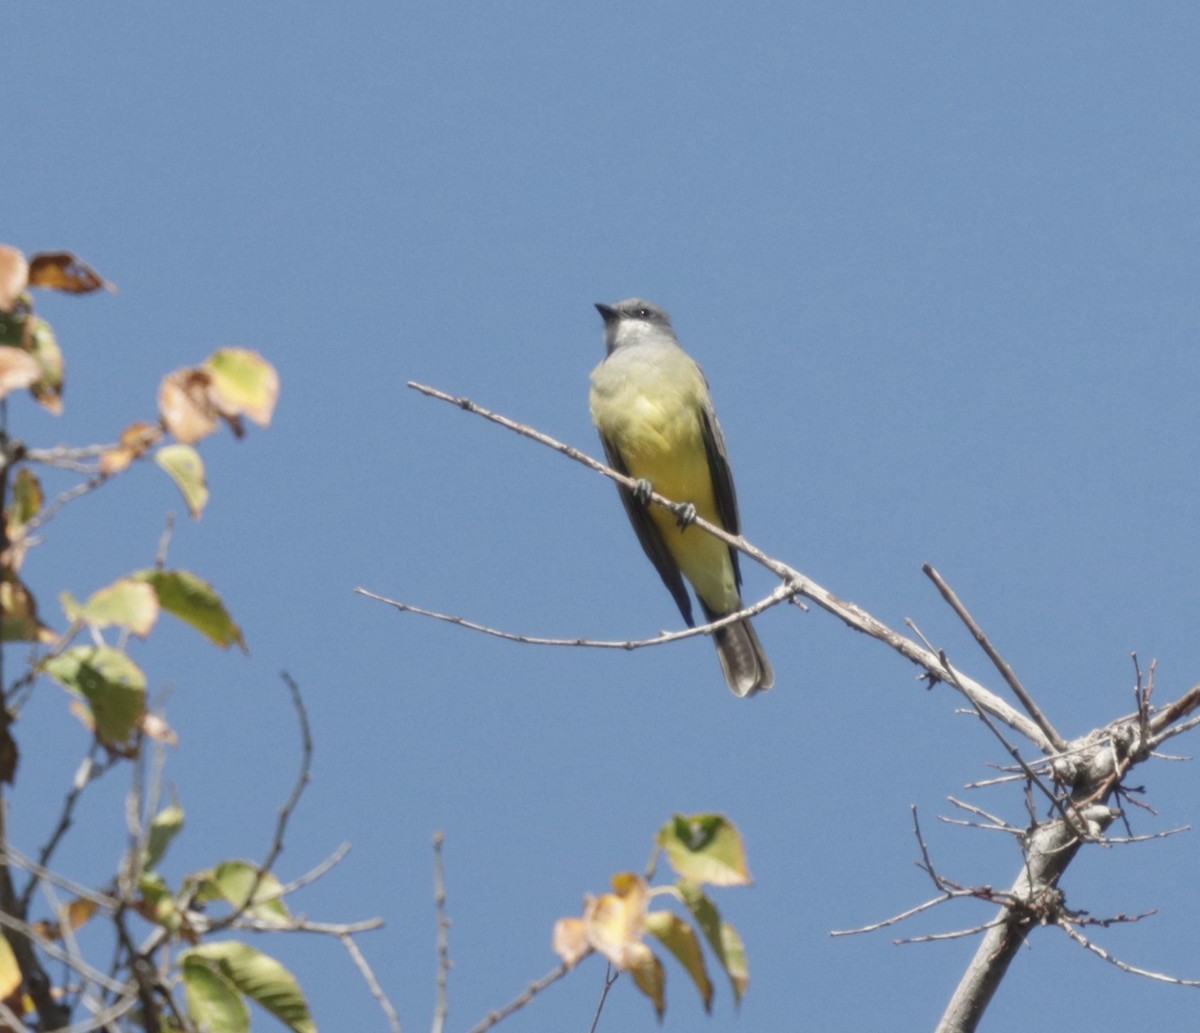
[589,299,774,696]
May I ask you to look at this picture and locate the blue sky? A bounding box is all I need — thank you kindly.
[4,3,1200,1031]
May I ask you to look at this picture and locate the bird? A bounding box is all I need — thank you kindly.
[588,298,774,696]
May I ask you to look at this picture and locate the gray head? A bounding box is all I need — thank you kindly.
[594,298,678,354]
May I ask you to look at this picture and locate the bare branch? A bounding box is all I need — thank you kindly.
[923,565,1066,751]
[946,797,1018,831]
[208,671,313,932]
[340,933,403,1033]
[466,961,575,1033]
[896,918,1007,945]
[588,964,620,1033]
[831,892,988,937]
[403,383,1050,747]
[1058,918,1200,987]
[355,583,795,651]
[935,649,1076,830]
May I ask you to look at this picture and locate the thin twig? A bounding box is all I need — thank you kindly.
[912,806,948,892]
[946,797,1016,830]
[831,890,1004,937]
[1058,918,1200,986]
[934,649,1079,834]
[923,565,1066,751]
[588,964,620,1033]
[340,933,402,1033]
[896,918,1007,945]
[19,745,117,912]
[466,962,574,1033]
[276,842,353,896]
[228,916,385,935]
[355,584,794,651]
[432,832,450,1033]
[403,383,1050,746]
[208,671,313,931]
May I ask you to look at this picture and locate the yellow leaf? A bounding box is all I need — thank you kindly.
[0,934,20,1001]
[626,943,666,1020]
[552,918,590,968]
[204,348,279,428]
[583,873,650,970]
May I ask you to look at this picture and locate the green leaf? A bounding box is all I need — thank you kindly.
[657,814,751,887]
[182,956,250,1033]
[11,467,43,526]
[645,910,713,1013]
[204,348,279,427]
[717,921,749,1005]
[0,306,28,348]
[138,871,181,932]
[133,569,246,651]
[27,315,64,414]
[679,881,749,1005]
[68,578,159,637]
[144,803,185,871]
[627,945,666,1021]
[156,443,210,519]
[42,645,146,745]
[192,860,290,925]
[186,941,315,1033]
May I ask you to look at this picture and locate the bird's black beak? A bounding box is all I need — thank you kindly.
[594,302,617,324]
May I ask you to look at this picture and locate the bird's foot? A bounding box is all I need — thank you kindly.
[673,501,697,530]
[634,478,654,505]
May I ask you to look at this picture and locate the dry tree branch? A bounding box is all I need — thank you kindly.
[466,961,575,1033]
[207,670,313,933]
[340,933,403,1033]
[354,583,794,652]
[923,565,1066,751]
[588,964,620,1033]
[1057,918,1200,987]
[830,893,999,937]
[395,383,1049,748]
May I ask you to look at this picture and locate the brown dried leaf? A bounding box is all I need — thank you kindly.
[0,576,52,643]
[27,252,113,295]
[101,422,164,475]
[0,247,29,312]
[159,368,219,444]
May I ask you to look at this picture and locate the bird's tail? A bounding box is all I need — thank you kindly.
[709,613,774,697]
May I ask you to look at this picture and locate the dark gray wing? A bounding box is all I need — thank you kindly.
[698,398,744,592]
[598,431,696,627]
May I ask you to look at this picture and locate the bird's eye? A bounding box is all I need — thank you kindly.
[636,308,651,319]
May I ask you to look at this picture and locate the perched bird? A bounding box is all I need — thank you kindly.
[589,298,774,696]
